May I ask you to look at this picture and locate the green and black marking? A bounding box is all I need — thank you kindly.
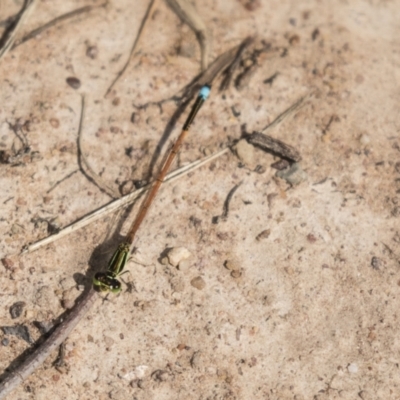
[93,243,130,293]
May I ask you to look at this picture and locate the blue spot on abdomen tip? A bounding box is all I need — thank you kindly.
[199,85,211,100]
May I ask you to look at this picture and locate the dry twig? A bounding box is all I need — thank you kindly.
[0,0,36,60]
[104,0,159,97]
[11,3,107,50]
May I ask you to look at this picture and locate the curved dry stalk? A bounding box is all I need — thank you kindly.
[104,0,159,97]
[105,0,211,97]
[165,0,209,71]
[11,3,108,50]
[77,95,121,199]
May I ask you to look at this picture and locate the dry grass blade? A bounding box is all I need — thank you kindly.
[262,93,312,133]
[77,95,121,199]
[22,147,229,254]
[11,3,108,50]
[246,93,314,162]
[104,0,159,97]
[165,0,209,71]
[0,0,36,60]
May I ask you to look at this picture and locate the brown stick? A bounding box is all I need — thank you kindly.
[0,289,98,399]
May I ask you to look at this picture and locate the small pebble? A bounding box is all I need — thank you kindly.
[110,126,120,134]
[135,365,149,379]
[311,28,320,40]
[151,370,169,382]
[43,195,52,204]
[347,363,358,373]
[160,256,169,265]
[171,291,181,300]
[307,233,317,243]
[10,223,24,235]
[49,118,60,128]
[370,256,383,270]
[1,258,15,271]
[359,134,370,145]
[177,258,191,271]
[276,162,307,185]
[1,325,34,344]
[256,229,270,241]
[167,247,192,268]
[190,351,202,368]
[2,338,9,346]
[137,379,147,389]
[190,276,206,290]
[35,320,54,334]
[131,112,139,124]
[224,259,241,272]
[10,301,26,319]
[289,34,300,46]
[391,206,400,217]
[86,45,98,59]
[109,388,130,400]
[231,270,242,279]
[66,77,81,89]
[244,0,261,11]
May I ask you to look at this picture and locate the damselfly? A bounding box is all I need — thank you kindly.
[93,85,211,293]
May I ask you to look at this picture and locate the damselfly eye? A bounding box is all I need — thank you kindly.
[109,279,122,293]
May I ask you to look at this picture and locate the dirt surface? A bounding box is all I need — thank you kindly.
[1,0,400,399]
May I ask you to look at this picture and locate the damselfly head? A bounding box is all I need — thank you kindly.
[93,272,122,293]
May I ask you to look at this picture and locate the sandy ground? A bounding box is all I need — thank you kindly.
[1,0,400,399]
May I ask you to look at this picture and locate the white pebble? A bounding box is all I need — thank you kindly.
[167,247,192,267]
[121,365,149,380]
[347,363,358,373]
[359,134,370,145]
